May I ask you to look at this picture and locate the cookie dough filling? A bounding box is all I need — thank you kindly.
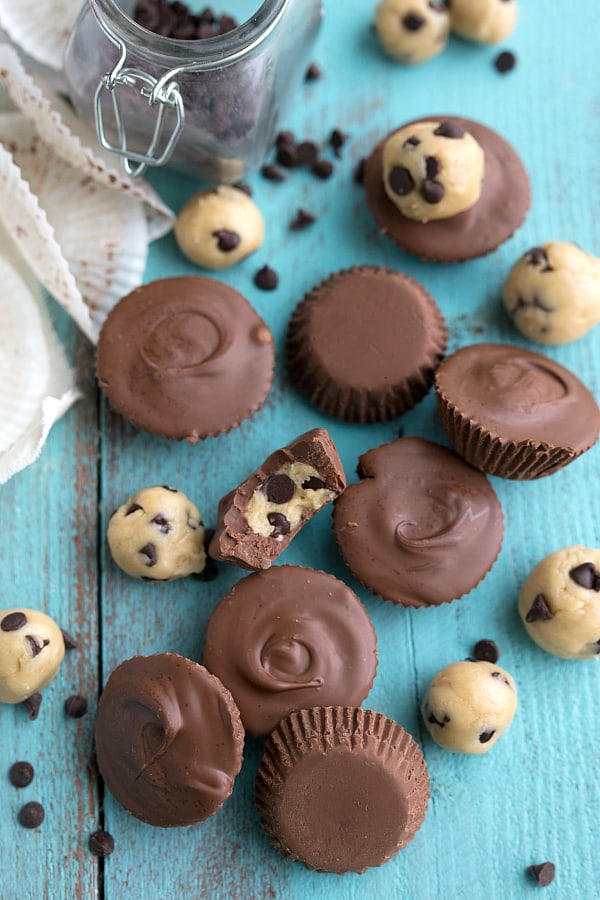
[0,608,65,704]
[502,241,600,345]
[375,0,450,65]
[421,659,518,754]
[382,120,485,222]
[449,0,517,45]
[518,546,600,659]
[107,485,206,581]
[246,463,336,539]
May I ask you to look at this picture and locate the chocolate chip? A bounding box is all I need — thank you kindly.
[89,829,115,857]
[162,485,178,493]
[403,135,421,149]
[267,512,291,537]
[525,246,551,270]
[233,181,252,196]
[388,166,414,196]
[421,179,445,204]
[218,14,236,33]
[302,476,325,490]
[290,209,316,230]
[425,155,441,178]
[479,729,495,743]
[9,761,34,788]
[151,514,171,534]
[139,543,157,567]
[1,611,27,631]
[264,474,295,504]
[569,562,600,591]
[329,128,348,156]
[528,862,556,887]
[473,639,499,663]
[427,712,450,727]
[254,265,279,291]
[403,12,425,31]
[312,158,334,179]
[494,50,516,73]
[296,140,319,166]
[65,695,88,718]
[26,635,49,657]
[594,639,600,655]
[276,143,297,168]
[526,593,553,623]
[18,801,44,829]
[23,693,42,720]
[261,163,286,182]
[304,61,321,81]
[213,229,240,252]
[60,628,78,651]
[434,120,466,139]
[275,129,295,147]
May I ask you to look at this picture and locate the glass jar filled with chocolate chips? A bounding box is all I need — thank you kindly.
[64,0,322,181]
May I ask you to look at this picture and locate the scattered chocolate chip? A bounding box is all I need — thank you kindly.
[528,862,556,887]
[89,829,115,857]
[434,120,466,139]
[478,729,495,743]
[290,208,316,230]
[9,761,34,788]
[473,639,500,663]
[213,229,241,252]
[125,503,143,516]
[276,143,298,168]
[304,61,321,81]
[421,179,445,204]
[569,562,600,591]
[60,628,78,651]
[312,158,334,179]
[275,129,295,147]
[23,693,42,720]
[150,513,171,534]
[330,128,348,156]
[218,14,236,33]
[296,140,319,166]
[254,265,279,291]
[354,158,366,184]
[403,12,425,30]
[388,166,414,196]
[1,611,27,631]
[25,635,49,657]
[526,593,553,623]
[233,181,252,196]
[264,474,295,504]
[139,543,157,567]
[301,476,325,490]
[65,695,88,718]
[18,801,44,829]
[267,512,291,537]
[261,163,286,182]
[494,50,516,73]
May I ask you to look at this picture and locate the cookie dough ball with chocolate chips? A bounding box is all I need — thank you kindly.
[174,185,265,270]
[503,242,600,345]
[518,546,600,659]
[449,0,517,45]
[421,660,517,754]
[375,0,450,65]
[382,120,484,222]
[0,609,65,704]
[107,486,207,581]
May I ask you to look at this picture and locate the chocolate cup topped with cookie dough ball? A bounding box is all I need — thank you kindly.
[364,116,530,261]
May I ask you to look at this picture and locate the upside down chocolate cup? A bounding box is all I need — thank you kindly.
[255,706,429,874]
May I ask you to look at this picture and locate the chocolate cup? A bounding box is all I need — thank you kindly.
[364,116,530,262]
[255,706,429,874]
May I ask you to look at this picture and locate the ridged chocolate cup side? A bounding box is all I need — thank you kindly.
[286,266,447,424]
[255,706,429,874]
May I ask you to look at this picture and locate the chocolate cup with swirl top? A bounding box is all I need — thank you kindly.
[332,437,503,607]
[94,653,244,828]
[202,566,377,736]
[435,343,600,479]
[96,276,275,442]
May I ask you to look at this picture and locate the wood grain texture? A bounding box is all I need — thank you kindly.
[2,1,600,898]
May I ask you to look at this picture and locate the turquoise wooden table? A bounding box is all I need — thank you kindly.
[2,2,600,898]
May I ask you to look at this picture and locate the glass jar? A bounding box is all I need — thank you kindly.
[64,0,323,182]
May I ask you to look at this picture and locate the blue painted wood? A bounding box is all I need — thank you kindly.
[2,1,600,898]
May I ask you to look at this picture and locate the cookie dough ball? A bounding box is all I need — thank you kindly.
[174,185,264,270]
[375,0,450,65]
[502,242,600,345]
[421,660,517,754]
[449,0,517,45]
[518,546,600,659]
[382,120,485,222]
[107,486,206,581]
[0,609,65,703]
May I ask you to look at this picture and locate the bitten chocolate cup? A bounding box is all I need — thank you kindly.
[286,266,447,423]
[434,343,600,479]
[255,706,429,874]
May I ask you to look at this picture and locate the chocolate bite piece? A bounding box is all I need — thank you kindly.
[434,343,600,479]
[95,653,244,828]
[255,706,429,874]
[209,428,345,570]
[364,116,530,261]
[286,266,447,423]
[96,276,275,442]
[203,566,377,736]
[333,437,503,607]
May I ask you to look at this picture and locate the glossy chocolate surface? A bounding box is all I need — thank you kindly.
[95,654,244,827]
[333,437,503,607]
